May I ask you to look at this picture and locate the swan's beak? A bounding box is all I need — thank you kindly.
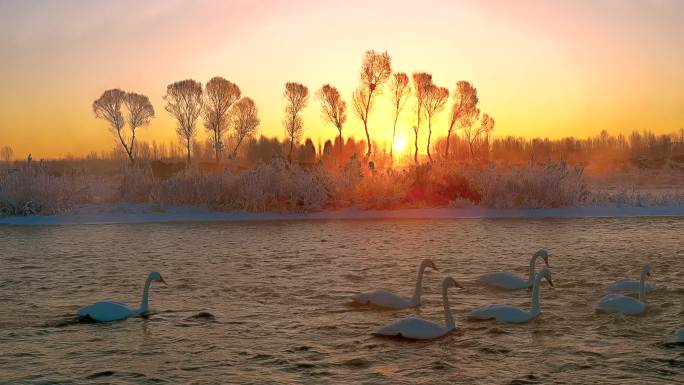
[547,278,554,288]
[454,282,464,289]
[159,277,167,285]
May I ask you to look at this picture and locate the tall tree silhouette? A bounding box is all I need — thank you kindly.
[231,97,259,158]
[424,84,449,162]
[465,113,495,159]
[204,77,241,162]
[316,84,346,162]
[93,89,139,164]
[447,81,479,160]
[283,82,309,163]
[352,50,391,158]
[388,72,411,160]
[123,92,154,163]
[164,79,203,164]
[1,145,13,164]
[411,73,432,163]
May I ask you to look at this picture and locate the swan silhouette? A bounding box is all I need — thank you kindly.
[76,272,166,322]
[467,267,554,323]
[595,264,650,316]
[667,328,684,344]
[604,264,655,294]
[478,249,550,290]
[352,259,438,309]
[374,276,463,340]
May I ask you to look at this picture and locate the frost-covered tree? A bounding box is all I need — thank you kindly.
[1,145,14,164]
[424,84,449,162]
[447,81,479,160]
[164,79,203,164]
[411,72,432,163]
[283,82,309,163]
[204,77,240,162]
[123,92,154,162]
[93,89,127,161]
[465,113,495,159]
[231,97,259,158]
[388,72,410,160]
[316,84,346,161]
[352,50,391,158]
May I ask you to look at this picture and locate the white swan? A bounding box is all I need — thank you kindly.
[667,328,684,344]
[595,264,650,316]
[374,276,463,340]
[76,272,166,322]
[604,264,656,294]
[467,267,554,323]
[352,259,438,309]
[478,249,550,290]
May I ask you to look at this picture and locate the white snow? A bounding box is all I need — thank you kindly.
[1,203,683,226]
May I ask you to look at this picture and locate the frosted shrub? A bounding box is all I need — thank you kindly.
[116,166,157,203]
[586,188,684,207]
[0,167,91,215]
[477,161,588,209]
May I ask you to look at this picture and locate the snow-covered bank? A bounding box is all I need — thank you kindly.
[1,204,684,226]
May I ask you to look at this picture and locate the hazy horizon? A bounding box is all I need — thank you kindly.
[1,0,683,159]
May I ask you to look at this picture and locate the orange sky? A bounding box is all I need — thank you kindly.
[0,0,682,159]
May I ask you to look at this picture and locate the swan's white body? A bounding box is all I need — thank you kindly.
[76,272,166,322]
[478,250,549,290]
[667,328,684,344]
[595,265,650,316]
[375,277,461,340]
[352,259,437,309]
[467,267,553,324]
[604,265,656,294]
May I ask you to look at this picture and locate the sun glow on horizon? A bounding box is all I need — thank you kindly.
[393,135,408,154]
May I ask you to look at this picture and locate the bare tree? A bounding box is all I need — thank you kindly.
[388,72,410,160]
[316,84,346,162]
[283,82,309,163]
[122,92,154,163]
[352,50,391,158]
[92,89,131,162]
[424,84,449,162]
[1,145,13,164]
[411,73,432,163]
[231,97,259,158]
[204,77,241,162]
[164,79,203,164]
[465,113,495,159]
[446,81,479,160]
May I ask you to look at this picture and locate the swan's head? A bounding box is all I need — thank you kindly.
[421,259,439,272]
[443,276,464,289]
[534,249,550,267]
[641,264,651,278]
[148,271,167,285]
[537,267,554,288]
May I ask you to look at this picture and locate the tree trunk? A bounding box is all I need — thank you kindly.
[186,137,191,165]
[427,116,433,163]
[414,129,419,164]
[445,129,452,160]
[390,117,398,160]
[288,138,294,164]
[363,118,372,159]
[338,130,343,165]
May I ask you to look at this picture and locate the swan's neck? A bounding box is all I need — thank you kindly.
[137,277,153,315]
[638,271,647,303]
[527,254,539,286]
[530,275,543,316]
[442,283,455,330]
[410,264,427,305]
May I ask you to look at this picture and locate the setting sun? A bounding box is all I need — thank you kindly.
[393,135,408,154]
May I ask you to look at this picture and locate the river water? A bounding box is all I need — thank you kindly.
[0,218,682,384]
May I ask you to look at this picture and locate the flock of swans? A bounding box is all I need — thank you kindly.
[76,250,683,344]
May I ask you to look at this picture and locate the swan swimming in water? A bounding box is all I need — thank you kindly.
[76,272,166,322]
[603,264,655,294]
[467,267,554,323]
[595,264,650,316]
[478,249,550,290]
[352,259,438,309]
[374,276,463,340]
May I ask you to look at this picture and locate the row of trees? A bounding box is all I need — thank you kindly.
[93,50,498,165]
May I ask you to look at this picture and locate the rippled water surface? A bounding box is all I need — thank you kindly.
[1,218,683,384]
